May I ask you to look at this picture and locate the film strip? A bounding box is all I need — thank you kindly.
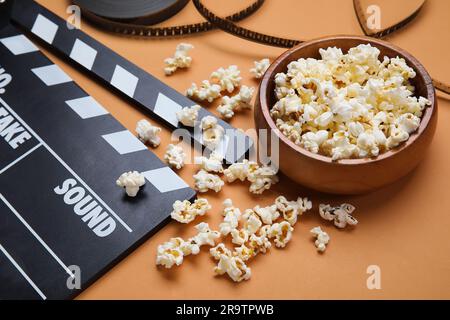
[8,0,253,164]
[74,0,266,37]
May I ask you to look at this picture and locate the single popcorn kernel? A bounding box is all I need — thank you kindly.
[186,80,221,103]
[164,43,194,75]
[217,86,255,120]
[136,119,161,148]
[195,152,224,173]
[310,226,330,252]
[319,203,358,229]
[170,198,211,224]
[116,171,145,197]
[193,169,224,193]
[270,44,432,161]
[268,221,294,248]
[164,144,186,170]
[250,58,270,79]
[176,105,201,127]
[210,65,242,93]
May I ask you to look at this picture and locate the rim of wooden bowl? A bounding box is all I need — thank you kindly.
[258,35,436,166]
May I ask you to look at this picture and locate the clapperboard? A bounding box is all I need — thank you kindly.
[0,0,252,300]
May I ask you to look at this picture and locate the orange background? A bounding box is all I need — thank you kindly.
[35,0,450,299]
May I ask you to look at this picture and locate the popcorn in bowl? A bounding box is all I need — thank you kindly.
[270,43,431,161]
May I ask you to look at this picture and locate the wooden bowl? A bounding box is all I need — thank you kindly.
[254,35,437,195]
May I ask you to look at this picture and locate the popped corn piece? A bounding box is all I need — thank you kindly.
[301,130,329,154]
[200,116,225,150]
[248,233,271,254]
[275,196,312,226]
[210,243,232,260]
[179,238,200,256]
[116,171,146,197]
[210,65,242,93]
[230,228,250,245]
[242,209,263,234]
[223,160,259,183]
[233,244,255,261]
[310,226,330,252]
[164,43,194,76]
[193,222,221,247]
[194,152,224,173]
[217,86,255,119]
[247,165,279,195]
[250,58,270,79]
[219,199,242,235]
[164,144,186,170]
[254,204,279,225]
[193,169,224,193]
[214,254,251,282]
[386,127,409,149]
[319,203,358,229]
[186,80,221,103]
[156,239,184,268]
[268,221,294,248]
[170,198,211,224]
[136,119,161,148]
[176,105,201,127]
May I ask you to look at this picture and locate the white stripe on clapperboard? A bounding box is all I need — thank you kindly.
[0,244,47,300]
[0,97,133,234]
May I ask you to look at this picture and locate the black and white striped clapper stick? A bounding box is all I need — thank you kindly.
[9,0,253,164]
[0,21,196,299]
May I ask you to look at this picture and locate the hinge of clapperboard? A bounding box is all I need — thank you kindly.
[2,0,254,165]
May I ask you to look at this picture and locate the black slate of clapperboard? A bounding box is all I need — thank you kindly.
[0,22,196,300]
[10,0,253,164]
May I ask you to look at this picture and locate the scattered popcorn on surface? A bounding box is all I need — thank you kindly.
[164,43,194,76]
[250,58,270,79]
[275,196,312,226]
[200,116,225,150]
[230,228,250,245]
[247,165,279,195]
[210,243,232,261]
[156,193,324,281]
[136,119,161,148]
[214,254,251,282]
[193,222,221,247]
[219,199,242,235]
[310,226,330,252]
[217,86,255,119]
[210,65,242,93]
[195,152,224,173]
[268,221,294,248]
[176,105,201,127]
[170,198,211,224]
[242,209,263,234]
[223,160,278,194]
[234,244,255,261]
[270,44,432,161]
[319,203,358,228]
[193,169,224,193]
[186,80,221,102]
[164,144,186,170]
[248,233,271,255]
[223,160,259,183]
[116,171,145,197]
[254,204,279,225]
[156,239,185,268]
